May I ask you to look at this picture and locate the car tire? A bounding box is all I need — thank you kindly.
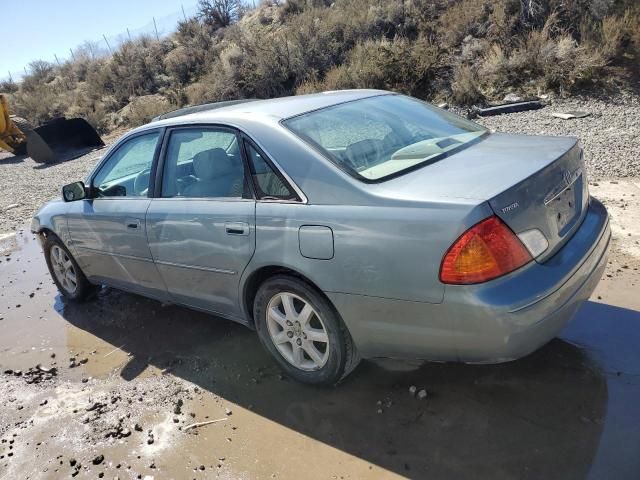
[44,234,95,301]
[253,275,360,385]
[9,116,33,156]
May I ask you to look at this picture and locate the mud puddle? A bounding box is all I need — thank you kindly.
[1,203,640,479]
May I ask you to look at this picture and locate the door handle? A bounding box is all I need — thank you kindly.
[125,218,141,229]
[225,222,250,236]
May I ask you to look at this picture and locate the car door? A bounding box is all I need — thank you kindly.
[66,129,167,299]
[145,126,256,319]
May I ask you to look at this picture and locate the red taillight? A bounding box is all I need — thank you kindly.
[439,216,532,284]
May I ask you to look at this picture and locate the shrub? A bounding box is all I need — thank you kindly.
[598,9,639,61]
[0,80,18,94]
[7,0,640,131]
[198,0,243,29]
[297,36,440,97]
[451,64,485,105]
[117,94,172,127]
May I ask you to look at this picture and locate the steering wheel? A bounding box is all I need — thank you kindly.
[133,168,151,196]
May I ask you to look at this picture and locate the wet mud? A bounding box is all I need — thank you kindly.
[1,227,639,479]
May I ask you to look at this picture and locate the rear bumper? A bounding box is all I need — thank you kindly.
[448,196,610,362]
[328,197,610,361]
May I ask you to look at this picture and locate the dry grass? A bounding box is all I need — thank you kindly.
[5,0,640,124]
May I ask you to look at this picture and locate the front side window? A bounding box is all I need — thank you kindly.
[245,142,296,200]
[92,131,160,197]
[284,94,487,181]
[161,128,247,198]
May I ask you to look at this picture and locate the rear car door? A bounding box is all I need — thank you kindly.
[145,126,256,320]
[66,129,167,299]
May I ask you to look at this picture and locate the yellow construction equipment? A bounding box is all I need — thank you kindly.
[0,94,104,163]
[0,94,28,155]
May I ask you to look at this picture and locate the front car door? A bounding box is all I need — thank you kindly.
[66,129,167,299]
[145,126,256,320]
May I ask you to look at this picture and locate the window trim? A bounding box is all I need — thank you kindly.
[241,135,301,203]
[154,124,253,201]
[89,127,165,199]
[153,123,307,204]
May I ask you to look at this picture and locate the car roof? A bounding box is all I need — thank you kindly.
[140,89,392,131]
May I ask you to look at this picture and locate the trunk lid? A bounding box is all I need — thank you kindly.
[487,138,587,261]
[374,133,588,261]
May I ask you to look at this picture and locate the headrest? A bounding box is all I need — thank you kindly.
[192,148,233,180]
[345,139,382,168]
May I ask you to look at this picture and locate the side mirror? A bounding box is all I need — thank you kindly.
[62,181,88,202]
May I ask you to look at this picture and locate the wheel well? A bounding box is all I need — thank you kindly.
[243,266,326,325]
[38,228,55,239]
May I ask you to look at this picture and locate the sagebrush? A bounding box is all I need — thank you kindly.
[4,0,639,132]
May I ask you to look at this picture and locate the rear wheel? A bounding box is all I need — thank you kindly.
[44,234,95,301]
[10,116,34,133]
[253,275,360,385]
[8,116,33,156]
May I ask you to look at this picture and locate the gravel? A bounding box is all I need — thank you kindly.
[1,93,638,234]
[0,147,105,234]
[476,92,640,180]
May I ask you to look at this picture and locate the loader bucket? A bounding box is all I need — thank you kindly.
[27,117,105,164]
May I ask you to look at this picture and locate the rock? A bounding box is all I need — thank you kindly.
[417,389,428,400]
[86,402,103,412]
[225,408,232,416]
[37,365,56,374]
[409,385,417,395]
[69,458,77,467]
[551,111,590,120]
[93,454,104,465]
[134,423,143,432]
[79,358,88,365]
[503,93,523,102]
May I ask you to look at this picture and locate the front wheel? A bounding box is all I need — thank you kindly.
[44,234,95,301]
[253,275,360,385]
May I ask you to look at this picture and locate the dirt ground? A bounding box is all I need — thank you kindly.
[1,178,640,479]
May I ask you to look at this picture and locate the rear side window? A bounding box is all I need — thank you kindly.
[244,141,296,201]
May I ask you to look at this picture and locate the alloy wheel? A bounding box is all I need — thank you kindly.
[266,292,330,371]
[50,245,78,294]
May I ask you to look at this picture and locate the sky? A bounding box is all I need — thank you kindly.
[4,0,199,81]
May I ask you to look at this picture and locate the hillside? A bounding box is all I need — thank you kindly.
[2,0,639,133]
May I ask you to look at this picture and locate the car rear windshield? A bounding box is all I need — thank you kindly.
[283,94,487,181]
